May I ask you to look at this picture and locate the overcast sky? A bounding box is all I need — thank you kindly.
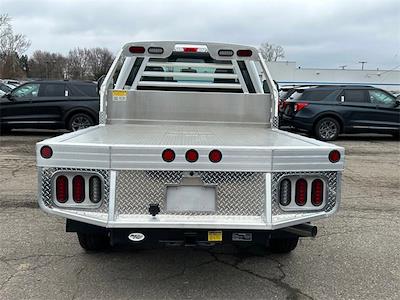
[2,0,400,70]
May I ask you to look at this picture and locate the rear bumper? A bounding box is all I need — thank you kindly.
[66,219,315,247]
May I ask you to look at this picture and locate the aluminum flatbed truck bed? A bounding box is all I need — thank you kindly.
[37,41,344,253]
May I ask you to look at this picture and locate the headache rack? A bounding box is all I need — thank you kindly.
[99,41,279,126]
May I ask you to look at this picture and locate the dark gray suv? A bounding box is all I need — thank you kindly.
[281,85,400,141]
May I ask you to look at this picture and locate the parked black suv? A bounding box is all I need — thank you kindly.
[0,80,99,132]
[281,85,400,141]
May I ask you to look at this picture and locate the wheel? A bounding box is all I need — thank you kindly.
[269,237,299,254]
[77,232,110,251]
[314,117,340,141]
[67,113,94,131]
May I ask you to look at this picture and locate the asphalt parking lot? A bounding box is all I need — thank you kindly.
[0,130,399,300]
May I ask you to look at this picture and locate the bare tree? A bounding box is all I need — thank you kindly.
[87,48,115,80]
[0,14,31,78]
[66,47,115,80]
[28,50,67,79]
[259,42,285,61]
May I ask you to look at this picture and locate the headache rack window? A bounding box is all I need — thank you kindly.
[122,52,245,93]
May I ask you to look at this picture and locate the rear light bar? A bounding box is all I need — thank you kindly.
[174,44,208,53]
[54,173,103,206]
[279,176,328,210]
[161,149,223,163]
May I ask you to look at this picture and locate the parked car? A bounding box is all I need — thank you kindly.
[0,80,99,133]
[281,85,400,141]
[0,82,14,97]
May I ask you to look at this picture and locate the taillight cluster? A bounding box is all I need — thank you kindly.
[54,174,103,206]
[162,149,222,163]
[279,177,325,209]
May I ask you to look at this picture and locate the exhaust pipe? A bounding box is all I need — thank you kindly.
[283,224,317,237]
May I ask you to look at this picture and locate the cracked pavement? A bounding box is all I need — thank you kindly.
[0,131,399,299]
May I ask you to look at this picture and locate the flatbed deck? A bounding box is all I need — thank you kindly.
[37,123,344,172]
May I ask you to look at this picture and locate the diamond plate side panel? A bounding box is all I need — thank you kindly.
[39,167,110,213]
[271,171,338,215]
[116,171,265,216]
[272,116,279,128]
[99,111,106,125]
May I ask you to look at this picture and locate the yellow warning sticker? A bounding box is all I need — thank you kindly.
[112,90,128,97]
[208,231,223,242]
[112,90,128,101]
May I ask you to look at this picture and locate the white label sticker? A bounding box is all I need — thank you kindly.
[112,90,127,101]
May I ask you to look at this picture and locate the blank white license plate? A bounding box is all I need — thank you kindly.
[166,185,216,212]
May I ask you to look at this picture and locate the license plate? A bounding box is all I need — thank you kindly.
[166,185,216,212]
[208,231,222,242]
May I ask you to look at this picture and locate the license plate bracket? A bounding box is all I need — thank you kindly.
[166,185,216,212]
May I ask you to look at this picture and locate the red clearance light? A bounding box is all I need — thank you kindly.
[237,49,253,57]
[185,149,199,163]
[218,49,234,57]
[294,102,309,112]
[295,179,307,206]
[162,149,175,162]
[311,179,324,206]
[72,175,85,203]
[40,145,53,159]
[56,176,68,203]
[183,47,198,53]
[209,149,222,163]
[329,150,341,163]
[129,46,145,53]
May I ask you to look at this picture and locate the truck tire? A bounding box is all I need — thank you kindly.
[67,113,94,131]
[269,237,299,254]
[77,232,110,251]
[314,117,340,141]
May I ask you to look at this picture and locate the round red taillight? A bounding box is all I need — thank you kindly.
[162,149,175,162]
[185,149,199,163]
[40,146,53,159]
[209,149,222,163]
[329,150,341,163]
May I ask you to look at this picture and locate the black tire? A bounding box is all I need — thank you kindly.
[67,113,94,131]
[269,237,299,254]
[314,117,340,141]
[77,232,110,251]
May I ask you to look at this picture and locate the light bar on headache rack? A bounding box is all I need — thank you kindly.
[174,44,209,53]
